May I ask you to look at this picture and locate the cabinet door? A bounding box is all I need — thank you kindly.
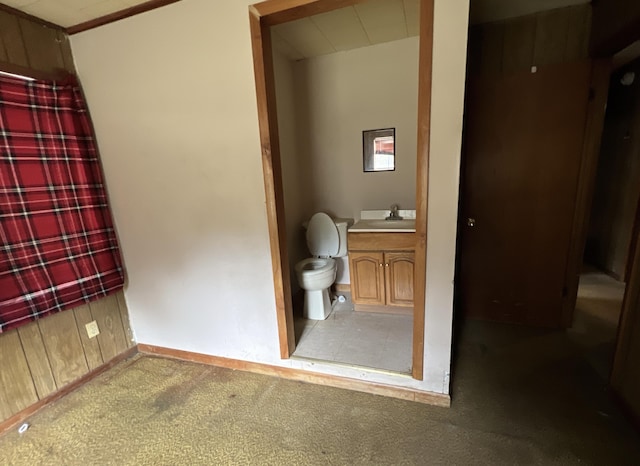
[385,252,414,307]
[349,251,385,305]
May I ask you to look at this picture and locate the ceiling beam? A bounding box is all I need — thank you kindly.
[67,0,182,35]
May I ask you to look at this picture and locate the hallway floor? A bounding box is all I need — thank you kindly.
[570,266,626,379]
[2,316,639,464]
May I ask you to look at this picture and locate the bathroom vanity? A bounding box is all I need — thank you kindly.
[347,216,416,315]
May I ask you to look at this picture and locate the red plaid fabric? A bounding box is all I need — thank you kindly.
[0,74,124,333]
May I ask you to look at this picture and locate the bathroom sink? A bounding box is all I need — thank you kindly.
[348,219,416,233]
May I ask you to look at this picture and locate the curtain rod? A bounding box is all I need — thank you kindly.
[0,61,73,82]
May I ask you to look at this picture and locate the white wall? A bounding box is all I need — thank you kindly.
[71,0,468,395]
[425,0,469,392]
[293,37,419,222]
[275,37,419,287]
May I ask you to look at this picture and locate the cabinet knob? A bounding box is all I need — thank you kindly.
[379,263,383,267]
[385,263,389,267]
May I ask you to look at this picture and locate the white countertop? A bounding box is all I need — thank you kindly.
[349,219,416,233]
[348,209,416,232]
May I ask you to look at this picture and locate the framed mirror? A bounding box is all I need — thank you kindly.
[363,128,395,172]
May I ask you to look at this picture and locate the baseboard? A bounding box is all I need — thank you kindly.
[354,303,413,315]
[611,389,640,433]
[0,346,138,435]
[137,344,450,407]
[334,283,351,293]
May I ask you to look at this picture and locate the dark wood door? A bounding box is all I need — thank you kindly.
[458,62,592,327]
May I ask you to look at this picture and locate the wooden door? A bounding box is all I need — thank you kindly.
[385,252,415,307]
[349,252,385,305]
[459,61,592,327]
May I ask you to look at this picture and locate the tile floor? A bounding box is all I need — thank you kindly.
[292,292,413,374]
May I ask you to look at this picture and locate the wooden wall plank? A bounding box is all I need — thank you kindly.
[19,19,65,73]
[479,22,504,75]
[591,0,640,56]
[17,323,58,399]
[469,5,591,76]
[0,10,29,67]
[73,305,104,370]
[533,7,572,66]
[0,37,7,61]
[56,29,75,73]
[116,291,136,348]
[502,16,536,73]
[38,311,89,387]
[564,5,591,61]
[0,331,39,420]
[90,294,128,362]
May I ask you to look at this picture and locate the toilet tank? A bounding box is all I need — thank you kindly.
[334,218,354,258]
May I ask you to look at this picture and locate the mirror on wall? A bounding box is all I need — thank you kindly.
[363,128,395,172]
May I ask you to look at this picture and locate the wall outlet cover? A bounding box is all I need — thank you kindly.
[85,321,100,339]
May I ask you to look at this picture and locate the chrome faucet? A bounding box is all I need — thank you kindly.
[386,204,403,221]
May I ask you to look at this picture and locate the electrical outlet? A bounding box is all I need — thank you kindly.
[85,321,100,339]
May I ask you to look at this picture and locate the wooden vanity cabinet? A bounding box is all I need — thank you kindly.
[348,232,415,314]
[384,251,415,307]
[349,251,385,305]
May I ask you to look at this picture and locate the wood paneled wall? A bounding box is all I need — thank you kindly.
[585,59,640,281]
[0,10,135,424]
[612,209,640,426]
[0,293,134,422]
[591,0,640,57]
[467,5,591,76]
[0,9,73,76]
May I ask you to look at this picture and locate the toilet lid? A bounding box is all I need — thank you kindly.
[306,212,339,257]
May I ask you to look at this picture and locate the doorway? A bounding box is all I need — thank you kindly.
[249,0,433,380]
[576,59,640,379]
[458,60,593,327]
[457,4,608,329]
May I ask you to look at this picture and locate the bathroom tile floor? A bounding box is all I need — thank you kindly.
[292,293,413,374]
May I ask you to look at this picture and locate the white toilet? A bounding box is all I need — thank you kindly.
[295,212,350,320]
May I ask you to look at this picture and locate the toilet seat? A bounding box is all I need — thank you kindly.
[306,212,340,258]
[295,257,335,276]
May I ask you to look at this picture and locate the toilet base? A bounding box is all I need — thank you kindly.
[304,288,333,320]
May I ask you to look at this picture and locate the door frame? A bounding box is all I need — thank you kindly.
[561,59,612,326]
[249,0,434,380]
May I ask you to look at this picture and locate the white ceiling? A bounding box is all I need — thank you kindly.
[272,0,419,60]
[1,0,590,36]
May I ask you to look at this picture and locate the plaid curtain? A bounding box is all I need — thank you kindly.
[0,74,124,333]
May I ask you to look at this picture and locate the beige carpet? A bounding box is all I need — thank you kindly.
[1,272,639,465]
[1,336,639,465]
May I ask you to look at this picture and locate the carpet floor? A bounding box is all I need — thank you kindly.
[1,324,639,464]
[1,272,639,465]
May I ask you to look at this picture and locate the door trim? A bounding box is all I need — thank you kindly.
[249,0,434,380]
[561,60,612,326]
